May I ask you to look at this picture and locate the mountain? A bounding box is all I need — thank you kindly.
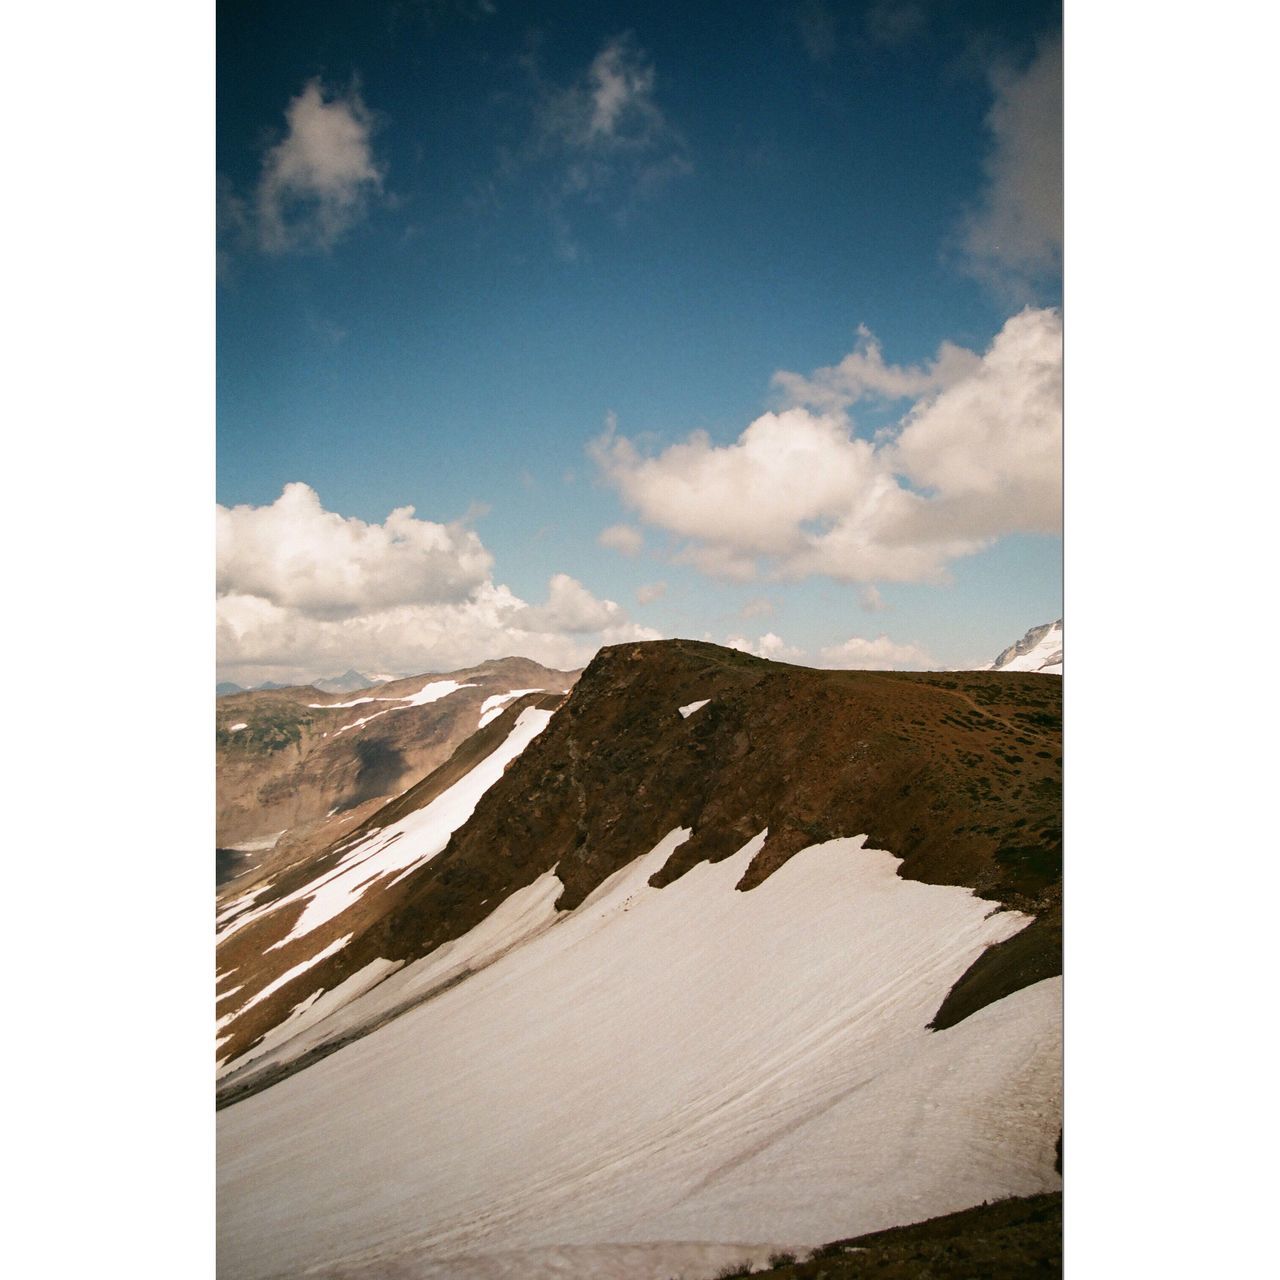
[215,656,579,884]
[311,669,384,695]
[216,681,246,697]
[217,639,1061,1280]
[986,619,1063,674]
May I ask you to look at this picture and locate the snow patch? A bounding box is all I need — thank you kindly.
[678,699,710,718]
[224,832,285,855]
[477,689,544,729]
[402,679,477,707]
[235,933,352,1019]
[322,679,480,735]
[227,722,248,732]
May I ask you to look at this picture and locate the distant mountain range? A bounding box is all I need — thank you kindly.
[218,670,407,697]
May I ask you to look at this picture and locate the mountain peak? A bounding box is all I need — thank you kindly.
[987,619,1063,674]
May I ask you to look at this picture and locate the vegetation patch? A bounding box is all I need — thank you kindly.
[738,1192,1061,1278]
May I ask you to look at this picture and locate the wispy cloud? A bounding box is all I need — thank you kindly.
[960,33,1063,297]
[794,1,838,64]
[863,1,927,49]
[518,34,690,247]
[771,323,980,414]
[598,523,645,556]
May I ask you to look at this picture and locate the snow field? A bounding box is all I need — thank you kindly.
[218,829,1062,1280]
[679,699,711,718]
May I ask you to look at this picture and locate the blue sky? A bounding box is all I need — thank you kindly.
[216,0,1062,684]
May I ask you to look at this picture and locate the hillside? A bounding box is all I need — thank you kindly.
[216,639,1061,1280]
[215,656,578,883]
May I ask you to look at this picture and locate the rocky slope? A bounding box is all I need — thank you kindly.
[215,656,578,883]
[217,639,1061,1279]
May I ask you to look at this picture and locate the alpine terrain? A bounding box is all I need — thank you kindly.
[984,619,1064,675]
[216,636,1063,1280]
[215,657,579,886]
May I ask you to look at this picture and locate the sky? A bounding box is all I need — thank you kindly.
[216,0,1062,686]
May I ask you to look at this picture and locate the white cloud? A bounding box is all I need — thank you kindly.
[858,584,886,612]
[216,487,659,685]
[816,634,934,670]
[771,324,980,414]
[740,596,775,619]
[256,79,384,254]
[598,523,645,556]
[888,307,1062,539]
[725,632,806,662]
[217,483,491,619]
[592,307,1061,586]
[961,34,1063,294]
[509,573,625,634]
[636,581,667,605]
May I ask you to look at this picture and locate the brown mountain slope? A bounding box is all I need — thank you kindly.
[215,656,578,873]
[216,639,1060,1099]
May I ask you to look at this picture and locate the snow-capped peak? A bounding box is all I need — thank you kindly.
[986,619,1063,674]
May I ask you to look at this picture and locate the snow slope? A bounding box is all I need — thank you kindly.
[986,620,1063,674]
[218,830,1061,1280]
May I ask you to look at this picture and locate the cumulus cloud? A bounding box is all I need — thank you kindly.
[509,572,626,633]
[592,307,1061,586]
[217,483,491,618]
[961,34,1063,295]
[888,307,1062,538]
[725,632,806,662]
[216,487,658,685]
[816,634,934,670]
[598,523,645,556]
[636,581,667,605]
[256,79,384,254]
